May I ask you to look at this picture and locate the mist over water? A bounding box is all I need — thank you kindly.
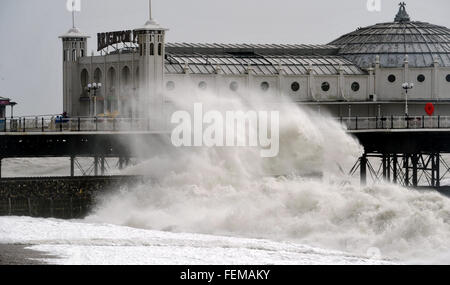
[87,86,450,264]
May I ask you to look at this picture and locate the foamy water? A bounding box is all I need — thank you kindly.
[0,217,391,265]
[2,89,450,264]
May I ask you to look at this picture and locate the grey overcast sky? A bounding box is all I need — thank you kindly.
[0,0,449,116]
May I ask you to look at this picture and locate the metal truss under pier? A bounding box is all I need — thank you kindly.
[350,129,450,190]
[0,132,171,178]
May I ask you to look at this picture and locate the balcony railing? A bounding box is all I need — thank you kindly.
[2,115,449,133]
[338,116,450,131]
[0,117,154,133]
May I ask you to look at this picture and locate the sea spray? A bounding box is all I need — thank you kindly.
[87,86,450,264]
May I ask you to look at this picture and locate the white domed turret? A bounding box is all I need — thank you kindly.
[330,3,450,68]
[59,6,90,116]
[134,0,168,130]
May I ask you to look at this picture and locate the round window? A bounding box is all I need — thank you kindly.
[198,81,207,90]
[321,82,330,92]
[446,74,450,82]
[388,75,396,83]
[351,82,360,92]
[291,82,300,92]
[166,81,175,91]
[230,81,239,92]
[417,74,426,83]
[261,82,270,91]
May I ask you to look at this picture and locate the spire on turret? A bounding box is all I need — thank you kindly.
[135,0,167,31]
[395,2,411,22]
[60,0,89,38]
[71,0,76,29]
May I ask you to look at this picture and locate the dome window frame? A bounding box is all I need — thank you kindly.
[321,82,331,92]
[417,74,426,83]
[388,75,396,83]
[260,81,270,92]
[291,82,300,92]
[230,81,239,92]
[351,82,360,92]
[166,81,175,91]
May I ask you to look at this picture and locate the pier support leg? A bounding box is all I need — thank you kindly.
[94,157,99,176]
[431,154,436,187]
[432,153,441,189]
[436,153,441,188]
[404,155,409,187]
[360,154,367,186]
[386,155,391,182]
[70,156,75,177]
[119,157,124,170]
[393,154,398,184]
[412,154,418,187]
[101,157,106,175]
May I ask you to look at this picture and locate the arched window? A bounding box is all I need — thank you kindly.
[94,68,103,95]
[80,69,89,94]
[107,67,117,113]
[80,49,85,58]
[94,68,102,83]
[121,66,131,95]
[135,67,140,88]
[150,43,155,56]
[72,49,77,61]
[158,43,162,56]
[143,43,147,56]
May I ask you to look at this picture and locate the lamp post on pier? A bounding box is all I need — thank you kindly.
[402,82,414,117]
[86,83,102,117]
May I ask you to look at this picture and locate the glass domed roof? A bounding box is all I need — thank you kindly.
[329,3,450,68]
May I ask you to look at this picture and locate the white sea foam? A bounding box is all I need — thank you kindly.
[0,216,391,265]
[2,88,450,264]
[85,89,450,264]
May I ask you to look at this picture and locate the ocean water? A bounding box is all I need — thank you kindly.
[2,89,450,264]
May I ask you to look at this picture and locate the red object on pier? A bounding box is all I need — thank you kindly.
[425,103,435,116]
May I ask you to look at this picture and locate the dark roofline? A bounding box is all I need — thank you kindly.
[165,43,340,56]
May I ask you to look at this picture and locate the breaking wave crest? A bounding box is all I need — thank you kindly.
[87,90,450,264]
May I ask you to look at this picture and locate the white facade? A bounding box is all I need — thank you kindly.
[61,5,450,120]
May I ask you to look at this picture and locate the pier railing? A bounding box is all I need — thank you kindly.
[0,117,152,133]
[2,115,450,133]
[339,116,450,131]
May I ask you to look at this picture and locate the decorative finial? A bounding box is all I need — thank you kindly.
[71,0,76,28]
[395,2,411,22]
[149,0,153,21]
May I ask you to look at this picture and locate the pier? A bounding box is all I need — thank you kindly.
[342,115,450,191]
[1,114,450,218]
[0,116,170,178]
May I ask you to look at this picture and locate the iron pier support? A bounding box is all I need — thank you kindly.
[70,156,75,177]
[360,154,367,186]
